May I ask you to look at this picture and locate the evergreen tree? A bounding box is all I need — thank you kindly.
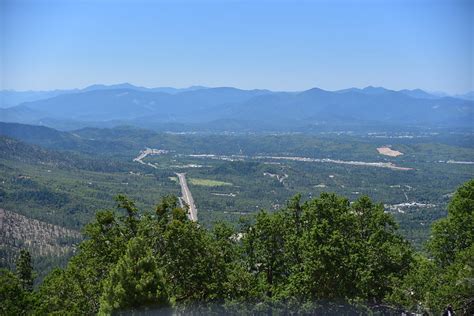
[16,249,34,292]
[35,207,136,314]
[34,268,84,315]
[0,269,32,315]
[99,237,169,314]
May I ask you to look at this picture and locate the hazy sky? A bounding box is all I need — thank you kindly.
[1,0,472,93]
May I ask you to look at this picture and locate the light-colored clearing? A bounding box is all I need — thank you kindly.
[188,178,232,187]
[384,202,436,213]
[377,147,403,157]
[263,172,288,183]
[133,148,169,165]
[211,192,237,197]
[446,160,474,165]
[189,153,413,170]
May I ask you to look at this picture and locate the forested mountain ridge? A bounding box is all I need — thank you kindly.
[1,85,472,131]
[0,122,77,147]
[0,122,141,155]
[0,83,210,108]
[2,180,473,315]
[2,83,470,108]
[3,87,271,122]
[0,135,134,172]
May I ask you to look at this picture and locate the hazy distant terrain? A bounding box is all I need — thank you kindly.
[1,84,472,132]
[0,83,209,108]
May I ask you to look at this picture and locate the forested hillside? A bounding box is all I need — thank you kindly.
[0,209,81,282]
[1,180,473,315]
[1,123,473,251]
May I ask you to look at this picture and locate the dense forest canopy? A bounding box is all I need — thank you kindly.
[2,180,473,315]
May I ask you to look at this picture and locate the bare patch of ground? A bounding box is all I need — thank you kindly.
[263,172,288,183]
[377,147,403,157]
[133,148,169,165]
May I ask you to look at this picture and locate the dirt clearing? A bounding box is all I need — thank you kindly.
[377,147,403,157]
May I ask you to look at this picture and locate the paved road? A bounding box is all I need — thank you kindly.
[175,173,198,222]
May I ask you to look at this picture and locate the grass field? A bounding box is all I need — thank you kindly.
[188,178,233,187]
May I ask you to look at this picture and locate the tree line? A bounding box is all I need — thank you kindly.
[1,180,473,315]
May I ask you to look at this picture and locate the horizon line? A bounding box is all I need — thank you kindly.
[1,82,472,96]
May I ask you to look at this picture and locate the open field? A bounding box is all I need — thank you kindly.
[377,146,403,157]
[188,178,233,187]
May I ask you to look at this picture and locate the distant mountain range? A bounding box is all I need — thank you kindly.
[1,83,472,132]
[0,83,210,108]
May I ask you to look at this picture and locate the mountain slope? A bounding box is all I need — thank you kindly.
[0,89,79,108]
[0,83,210,108]
[398,89,439,99]
[0,122,141,154]
[7,87,271,122]
[455,91,474,101]
[224,88,473,126]
[2,86,472,131]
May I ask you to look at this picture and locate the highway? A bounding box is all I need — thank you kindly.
[175,173,198,222]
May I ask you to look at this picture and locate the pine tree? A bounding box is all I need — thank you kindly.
[99,236,169,314]
[16,249,34,292]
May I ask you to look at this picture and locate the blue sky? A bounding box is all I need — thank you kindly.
[1,0,472,93]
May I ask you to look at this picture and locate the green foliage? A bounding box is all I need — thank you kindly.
[426,245,474,314]
[99,237,169,314]
[35,206,135,314]
[34,268,84,315]
[0,268,33,315]
[33,194,240,314]
[2,180,472,314]
[148,200,237,305]
[16,249,34,292]
[428,179,474,267]
[241,193,414,304]
[388,180,474,314]
[243,209,289,302]
[386,255,439,313]
[389,245,474,315]
[115,194,139,236]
